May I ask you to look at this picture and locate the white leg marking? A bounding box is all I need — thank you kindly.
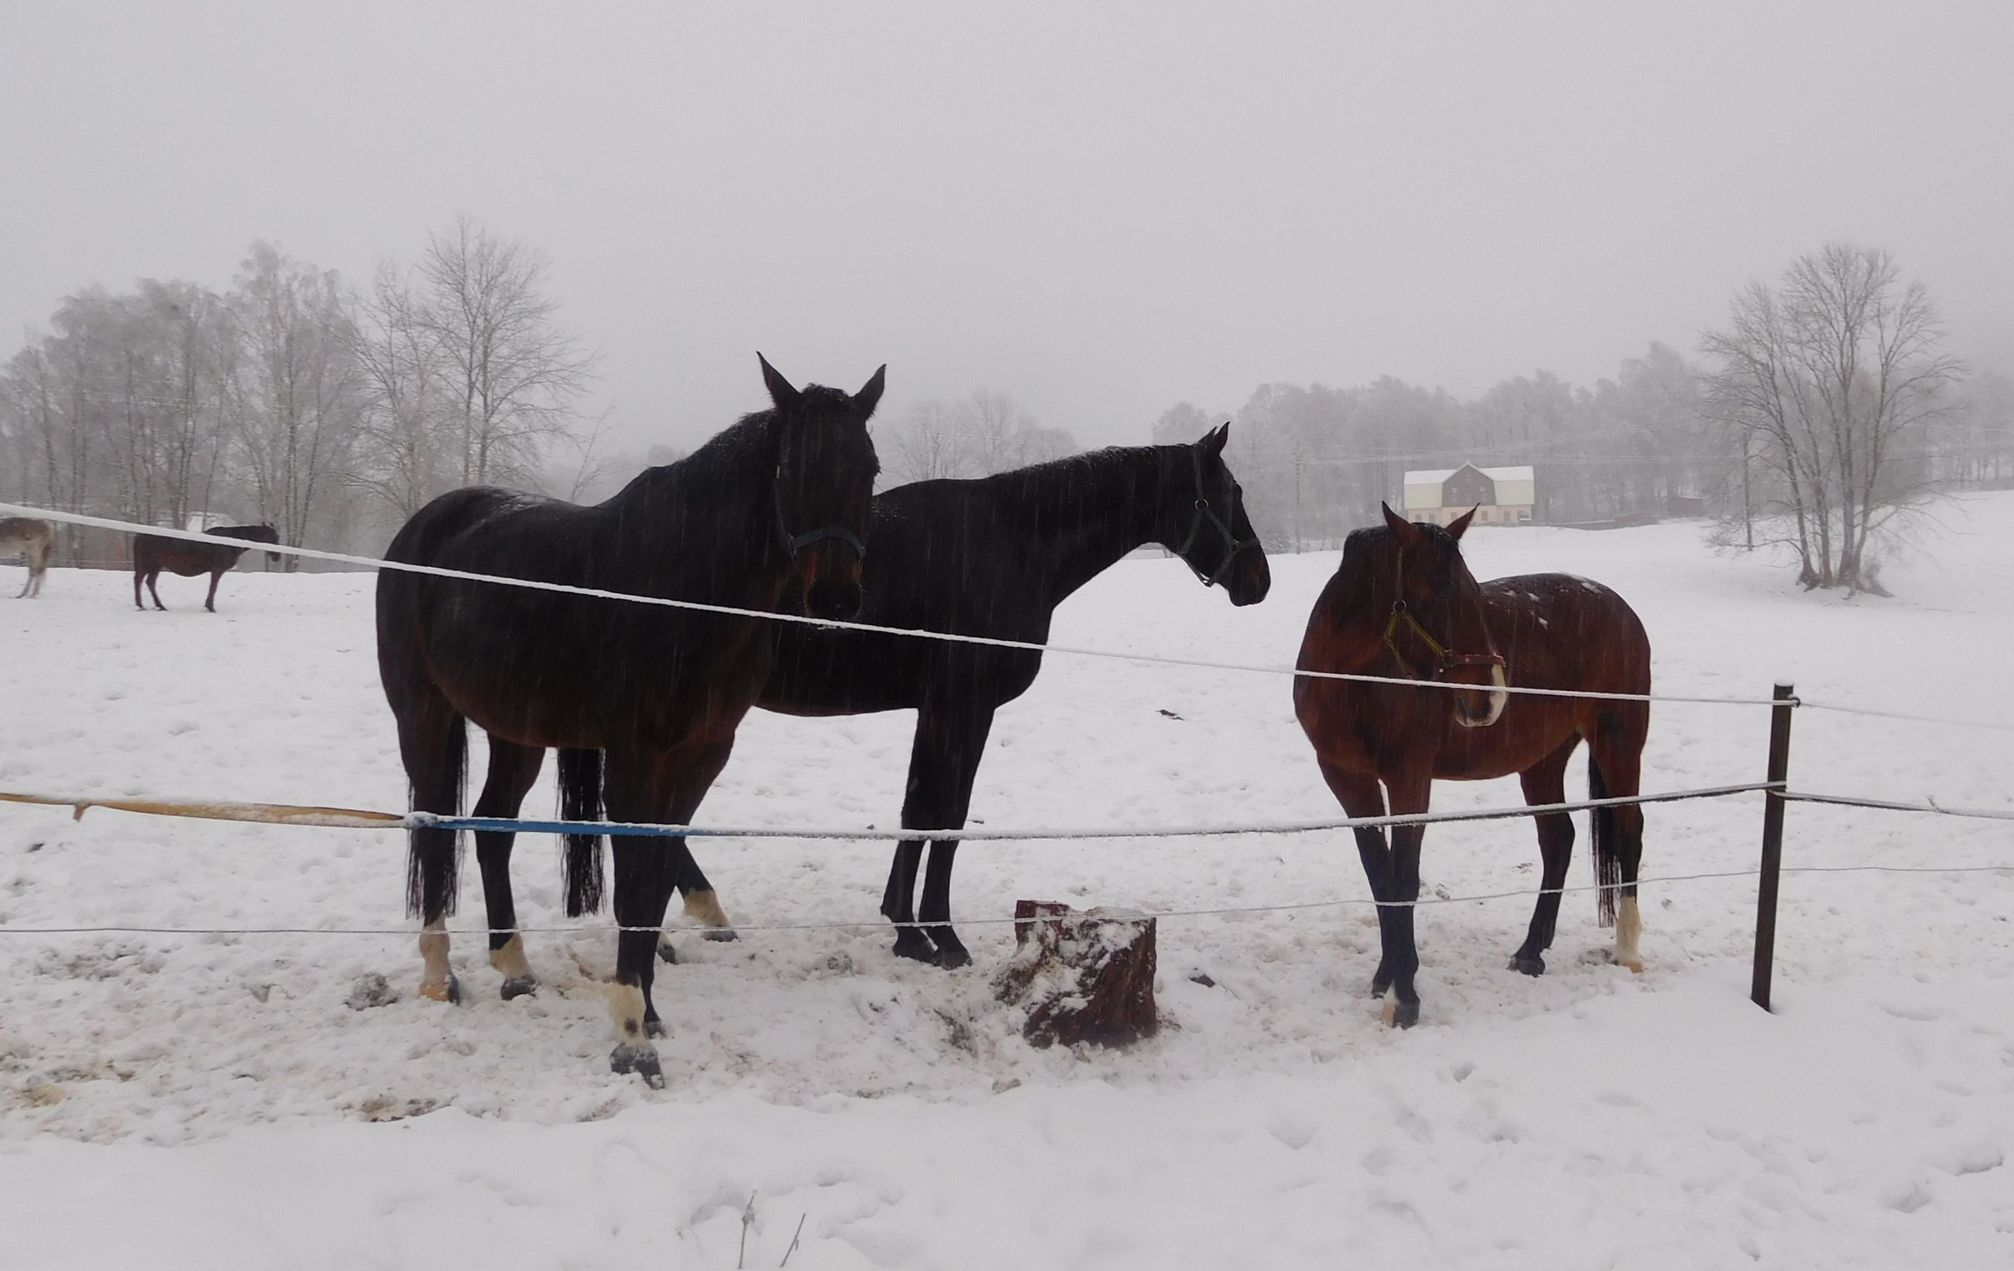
[683,889,731,929]
[488,933,532,981]
[608,982,649,1045]
[418,918,455,1000]
[1615,896,1644,973]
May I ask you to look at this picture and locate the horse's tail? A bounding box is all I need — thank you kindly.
[404,719,468,919]
[559,747,605,917]
[1589,754,1619,929]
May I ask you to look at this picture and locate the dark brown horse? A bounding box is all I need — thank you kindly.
[133,525,281,611]
[1293,504,1651,1027]
[376,355,882,1086]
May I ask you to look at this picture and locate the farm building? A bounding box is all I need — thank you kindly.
[1402,463,1537,526]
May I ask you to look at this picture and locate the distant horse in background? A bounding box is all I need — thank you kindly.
[1,517,54,598]
[1293,504,1651,1028]
[376,355,884,1086]
[747,423,1270,968]
[132,525,282,612]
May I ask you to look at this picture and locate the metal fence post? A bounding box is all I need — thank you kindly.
[1750,682,1796,1011]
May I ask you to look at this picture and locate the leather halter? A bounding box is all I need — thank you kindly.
[772,467,867,561]
[1381,545,1505,680]
[1175,444,1259,588]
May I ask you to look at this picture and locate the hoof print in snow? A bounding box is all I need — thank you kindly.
[996,900,1158,1050]
[358,1095,438,1123]
[345,972,399,1011]
[1188,971,1217,989]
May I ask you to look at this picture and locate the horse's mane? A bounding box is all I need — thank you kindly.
[1342,522,1460,560]
[978,444,1160,487]
[614,385,865,497]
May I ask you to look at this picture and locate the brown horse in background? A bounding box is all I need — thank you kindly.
[1,517,54,598]
[133,525,282,612]
[1293,504,1651,1027]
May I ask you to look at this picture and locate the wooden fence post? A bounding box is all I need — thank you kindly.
[1750,681,1796,1011]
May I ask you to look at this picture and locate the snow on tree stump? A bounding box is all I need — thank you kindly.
[995,900,1158,1048]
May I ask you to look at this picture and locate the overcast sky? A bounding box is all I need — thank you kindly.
[4,2,2009,456]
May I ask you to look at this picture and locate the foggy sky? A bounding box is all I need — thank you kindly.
[4,1,2010,457]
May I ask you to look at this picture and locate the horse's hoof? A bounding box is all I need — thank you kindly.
[702,926,738,943]
[656,937,679,965]
[892,931,937,963]
[499,976,538,1001]
[645,1016,665,1039]
[1508,953,1546,977]
[418,975,462,1005]
[610,1044,664,1088]
[1388,999,1421,1029]
[932,945,973,970]
[1369,976,1393,999]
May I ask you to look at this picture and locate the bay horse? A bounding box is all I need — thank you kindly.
[133,524,282,611]
[1,517,54,598]
[738,423,1270,967]
[1293,504,1650,1027]
[376,355,883,1086]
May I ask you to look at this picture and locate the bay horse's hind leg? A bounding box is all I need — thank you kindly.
[204,569,223,612]
[146,570,166,610]
[397,702,469,1004]
[1509,738,1580,976]
[472,738,546,999]
[1589,719,1649,973]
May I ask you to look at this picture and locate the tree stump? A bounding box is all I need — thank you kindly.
[995,900,1158,1048]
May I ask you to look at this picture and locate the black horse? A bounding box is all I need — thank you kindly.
[376,355,883,1085]
[133,524,282,611]
[734,423,1269,966]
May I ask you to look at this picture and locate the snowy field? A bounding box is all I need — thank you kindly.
[2,497,2011,1269]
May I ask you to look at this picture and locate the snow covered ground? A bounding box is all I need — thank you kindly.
[2,496,2010,1269]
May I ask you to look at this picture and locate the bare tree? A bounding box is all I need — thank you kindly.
[1702,244,1963,592]
[955,388,1041,472]
[418,214,596,486]
[229,242,364,565]
[346,263,453,518]
[879,397,972,482]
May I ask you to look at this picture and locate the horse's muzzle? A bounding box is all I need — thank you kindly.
[806,577,862,622]
[1228,551,1271,607]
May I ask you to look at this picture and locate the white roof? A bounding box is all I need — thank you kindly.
[1403,465,1534,485]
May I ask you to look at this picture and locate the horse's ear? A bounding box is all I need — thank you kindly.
[1446,505,1479,540]
[1381,501,1422,547]
[1199,421,1230,457]
[758,353,800,413]
[853,364,887,418]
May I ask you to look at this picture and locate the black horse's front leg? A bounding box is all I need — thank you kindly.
[881,839,932,963]
[888,704,995,969]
